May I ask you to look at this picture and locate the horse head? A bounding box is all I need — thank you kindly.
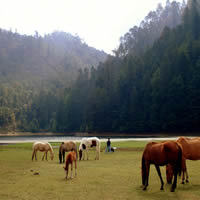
[50,150,54,160]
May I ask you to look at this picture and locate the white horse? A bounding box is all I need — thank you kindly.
[79,137,100,160]
[32,142,54,161]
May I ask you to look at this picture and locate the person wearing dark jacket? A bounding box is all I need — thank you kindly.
[105,138,111,152]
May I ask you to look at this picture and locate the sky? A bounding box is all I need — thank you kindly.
[0,0,184,54]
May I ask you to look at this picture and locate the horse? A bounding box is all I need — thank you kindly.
[166,136,200,184]
[59,141,77,163]
[142,141,182,192]
[79,137,100,160]
[63,151,77,179]
[32,142,54,161]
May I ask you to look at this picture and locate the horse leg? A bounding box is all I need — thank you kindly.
[70,163,73,179]
[65,168,68,179]
[95,149,97,160]
[32,150,35,161]
[42,152,45,161]
[96,146,100,160]
[186,169,189,183]
[182,170,185,184]
[75,160,77,177]
[34,151,38,161]
[181,158,187,184]
[143,163,150,190]
[86,149,89,160]
[155,165,164,190]
[63,151,65,163]
[98,146,100,160]
[171,168,178,192]
[46,151,48,161]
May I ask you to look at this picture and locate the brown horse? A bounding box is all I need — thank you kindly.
[59,141,77,163]
[142,141,182,192]
[63,151,77,179]
[166,136,200,184]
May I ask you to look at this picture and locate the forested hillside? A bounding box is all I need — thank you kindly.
[1,0,200,134]
[115,0,186,57]
[0,30,106,86]
[56,0,200,134]
[0,30,107,132]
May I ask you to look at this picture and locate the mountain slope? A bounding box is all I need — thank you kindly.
[0,30,107,87]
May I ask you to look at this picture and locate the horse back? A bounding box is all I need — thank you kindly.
[61,141,77,151]
[178,137,200,160]
[66,151,77,163]
[142,142,164,164]
[143,141,181,165]
[33,142,49,151]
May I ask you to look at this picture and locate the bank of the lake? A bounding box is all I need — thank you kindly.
[0,131,199,144]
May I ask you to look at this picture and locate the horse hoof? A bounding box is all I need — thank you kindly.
[186,180,189,183]
[160,188,164,190]
[143,187,147,191]
[171,189,175,192]
[181,181,185,184]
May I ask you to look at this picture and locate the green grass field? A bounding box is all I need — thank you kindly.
[1,141,200,200]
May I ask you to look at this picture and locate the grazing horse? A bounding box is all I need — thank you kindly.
[166,136,200,184]
[32,142,54,161]
[59,141,77,163]
[142,141,182,192]
[79,137,100,160]
[63,151,77,179]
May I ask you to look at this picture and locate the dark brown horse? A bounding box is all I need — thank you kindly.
[166,136,200,184]
[142,141,182,192]
[59,141,77,163]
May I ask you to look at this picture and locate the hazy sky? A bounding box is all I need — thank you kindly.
[0,0,184,53]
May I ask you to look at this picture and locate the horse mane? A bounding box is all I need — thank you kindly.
[47,143,54,158]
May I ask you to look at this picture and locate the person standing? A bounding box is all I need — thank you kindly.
[105,138,111,152]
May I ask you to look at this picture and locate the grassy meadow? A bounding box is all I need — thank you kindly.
[1,141,200,200]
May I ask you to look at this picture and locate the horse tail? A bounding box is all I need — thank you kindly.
[59,143,63,163]
[142,153,146,186]
[32,150,35,161]
[177,143,182,176]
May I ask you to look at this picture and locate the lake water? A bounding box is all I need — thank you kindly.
[0,134,179,144]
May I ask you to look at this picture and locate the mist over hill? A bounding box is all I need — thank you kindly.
[0,30,107,87]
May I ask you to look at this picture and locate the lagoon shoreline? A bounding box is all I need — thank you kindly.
[0,131,199,144]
